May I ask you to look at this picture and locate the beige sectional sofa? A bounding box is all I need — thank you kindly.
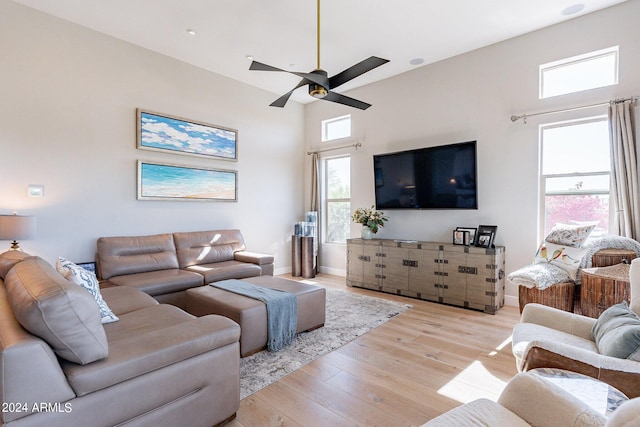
[97,229,274,308]
[0,251,241,427]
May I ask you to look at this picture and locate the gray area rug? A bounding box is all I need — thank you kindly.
[240,287,411,399]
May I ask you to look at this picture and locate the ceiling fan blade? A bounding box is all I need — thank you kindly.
[329,56,389,89]
[249,61,328,89]
[249,61,287,72]
[323,91,371,110]
[269,79,308,108]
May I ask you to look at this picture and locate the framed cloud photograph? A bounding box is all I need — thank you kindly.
[137,109,238,161]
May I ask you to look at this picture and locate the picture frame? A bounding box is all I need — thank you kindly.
[455,227,477,246]
[474,225,497,248]
[453,229,468,245]
[137,161,237,202]
[137,109,238,161]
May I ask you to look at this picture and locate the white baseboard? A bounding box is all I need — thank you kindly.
[318,266,346,277]
[504,295,518,308]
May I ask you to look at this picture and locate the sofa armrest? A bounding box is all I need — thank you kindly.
[234,251,274,266]
[498,373,606,427]
[521,303,596,340]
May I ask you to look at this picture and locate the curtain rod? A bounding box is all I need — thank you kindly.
[510,95,639,123]
[307,141,362,155]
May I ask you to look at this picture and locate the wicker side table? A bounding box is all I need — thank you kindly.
[591,248,637,267]
[580,263,631,318]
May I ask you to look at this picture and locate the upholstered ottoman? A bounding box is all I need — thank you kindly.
[185,276,326,357]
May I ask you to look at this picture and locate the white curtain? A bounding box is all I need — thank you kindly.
[608,100,640,240]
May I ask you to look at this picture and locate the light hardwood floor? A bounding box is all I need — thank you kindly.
[228,274,521,427]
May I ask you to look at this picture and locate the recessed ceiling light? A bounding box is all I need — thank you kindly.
[409,58,424,66]
[246,54,254,61]
[562,4,585,15]
[186,29,197,36]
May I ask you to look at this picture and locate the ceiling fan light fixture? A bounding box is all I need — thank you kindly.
[309,84,328,98]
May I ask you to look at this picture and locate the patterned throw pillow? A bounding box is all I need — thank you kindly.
[534,241,588,281]
[544,223,596,248]
[56,257,119,323]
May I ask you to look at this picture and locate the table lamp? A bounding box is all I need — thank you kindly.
[0,213,36,251]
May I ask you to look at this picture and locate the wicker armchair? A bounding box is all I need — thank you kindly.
[512,258,640,398]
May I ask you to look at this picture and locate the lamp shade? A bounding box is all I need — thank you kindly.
[0,214,37,241]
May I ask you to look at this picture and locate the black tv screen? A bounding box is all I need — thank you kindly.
[373,141,477,209]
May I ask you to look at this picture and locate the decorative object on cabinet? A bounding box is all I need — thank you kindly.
[452,229,467,245]
[137,161,237,202]
[351,206,388,235]
[346,238,505,314]
[474,225,497,248]
[456,227,477,246]
[137,109,237,160]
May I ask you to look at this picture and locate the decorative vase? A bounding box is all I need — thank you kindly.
[361,226,374,240]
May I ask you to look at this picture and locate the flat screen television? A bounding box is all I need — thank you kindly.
[373,141,477,209]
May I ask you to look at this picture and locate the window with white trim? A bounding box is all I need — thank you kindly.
[539,117,610,238]
[322,115,351,142]
[539,46,618,99]
[324,155,350,244]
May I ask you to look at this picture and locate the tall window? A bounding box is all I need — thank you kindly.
[540,117,610,237]
[324,155,351,244]
[322,115,351,142]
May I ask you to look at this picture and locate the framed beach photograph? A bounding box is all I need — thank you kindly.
[137,161,237,202]
[455,227,477,246]
[137,109,238,161]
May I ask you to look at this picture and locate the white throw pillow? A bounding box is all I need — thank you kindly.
[544,222,596,248]
[56,257,119,324]
[534,241,587,281]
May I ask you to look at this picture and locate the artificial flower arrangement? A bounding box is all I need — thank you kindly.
[351,205,388,234]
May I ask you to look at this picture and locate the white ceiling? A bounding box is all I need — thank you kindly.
[12,0,628,105]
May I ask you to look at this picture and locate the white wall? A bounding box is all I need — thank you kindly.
[0,1,305,272]
[304,0,640,305]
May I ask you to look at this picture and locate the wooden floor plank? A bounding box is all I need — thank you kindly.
[233,274,521,426]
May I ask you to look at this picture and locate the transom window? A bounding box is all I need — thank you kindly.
[322,115,351,142]
[539,46,618,99]
[539,117,610,238]
[324,155,351,244]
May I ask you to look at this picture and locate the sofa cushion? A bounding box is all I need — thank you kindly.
[0,250,31,279]
[101,285,159,315]
[97,233,180,279]
[4,257,108,364]
[107,269,204,296]
[173,229,247,268]
[61,304,240,396]
[185,260,262,284]
[57,257,119,324]
[592,301,640,361]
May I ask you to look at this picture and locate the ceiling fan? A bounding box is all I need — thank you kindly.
[249,0,389,110]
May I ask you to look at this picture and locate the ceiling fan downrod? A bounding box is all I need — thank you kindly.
[309,0,328,98]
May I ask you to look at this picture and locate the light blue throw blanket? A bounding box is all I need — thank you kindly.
[211,279,297,352]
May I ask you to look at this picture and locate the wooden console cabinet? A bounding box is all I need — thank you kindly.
[346,238,506,314]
